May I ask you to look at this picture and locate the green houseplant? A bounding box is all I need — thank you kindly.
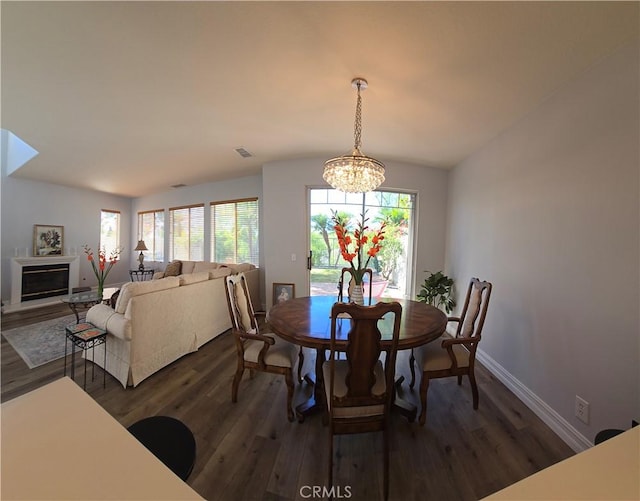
[416,270,455,313]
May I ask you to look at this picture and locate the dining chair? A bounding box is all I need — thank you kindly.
[225,272,299,422]
[337,267,373,305]
[409,277,492,425]
[323,301,403,501]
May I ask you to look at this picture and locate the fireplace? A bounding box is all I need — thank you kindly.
[8,256,80,312]
[21,263,70,301]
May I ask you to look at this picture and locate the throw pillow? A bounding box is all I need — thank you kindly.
[164,260,182,277]
[109,289,120,309]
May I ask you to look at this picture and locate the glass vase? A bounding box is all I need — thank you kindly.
[349,280,365,306]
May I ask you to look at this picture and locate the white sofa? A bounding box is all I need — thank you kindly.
[86,262,259,388]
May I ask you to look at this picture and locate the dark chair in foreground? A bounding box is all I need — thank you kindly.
[324,301,402,501]
[594,420,639,445]
[410,277,492,425]
[225,272,299,422]
[127,416,196,481]
[337,267,373,304]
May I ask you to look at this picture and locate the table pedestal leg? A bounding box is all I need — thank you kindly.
[393,375,417,422]
[295,348,326,423]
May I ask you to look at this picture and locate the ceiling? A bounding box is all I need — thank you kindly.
[2,1,638,198]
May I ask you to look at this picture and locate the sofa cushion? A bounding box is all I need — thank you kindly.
[193,261,219,273]
[209,267,232,280]
[115,276,180,314]
[179,271,210,286]
[226,263,256,273]
[181,261,196,274]
[164,260,182,277]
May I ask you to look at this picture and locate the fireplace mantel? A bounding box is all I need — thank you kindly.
[8,256,80,312]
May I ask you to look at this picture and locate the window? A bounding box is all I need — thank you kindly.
[100,210,120,256]
[211,198,259,265]
[138,209,165,262]
[308,189,415,299]
[169,204,204,261]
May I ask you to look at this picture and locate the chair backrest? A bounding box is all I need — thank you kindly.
[328,301,402,410]
[337,267,374,305]
[225,272,259,335]
[455,278,492,340]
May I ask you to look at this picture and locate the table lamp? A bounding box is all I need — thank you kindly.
[134,240,148,270]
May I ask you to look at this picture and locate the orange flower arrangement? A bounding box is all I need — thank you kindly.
[332,210,386,285]
[83,245,122,296]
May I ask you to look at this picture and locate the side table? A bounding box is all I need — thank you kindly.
[64,322,107,390]
[61,288,117,323]
[129,269,154,281]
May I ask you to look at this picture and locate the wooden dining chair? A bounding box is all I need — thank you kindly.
[323,301,402,501]
[337,267,373,305]
[409,277,492,425]
[225,272,299,422]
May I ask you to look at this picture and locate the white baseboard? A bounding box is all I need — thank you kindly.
[477,349,591,453]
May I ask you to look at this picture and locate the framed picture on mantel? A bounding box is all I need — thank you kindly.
[33,224,64,256]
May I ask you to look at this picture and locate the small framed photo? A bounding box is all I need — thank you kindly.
[273,283,295,305]
[33,224,64,256]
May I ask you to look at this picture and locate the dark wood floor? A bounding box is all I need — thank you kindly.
[1,303,574,501]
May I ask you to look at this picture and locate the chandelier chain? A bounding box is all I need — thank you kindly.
[353,82,362,150]
[323,76,385,193]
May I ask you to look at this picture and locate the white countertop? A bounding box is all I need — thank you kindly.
[1,377,203,500]
[484,426,640,500]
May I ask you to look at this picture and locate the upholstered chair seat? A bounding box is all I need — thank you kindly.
[413,333,471,372]
[322,359,386,418]
[244,336,298,368]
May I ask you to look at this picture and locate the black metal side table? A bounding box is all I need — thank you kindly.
[129,269,154,281]
[64,322,107,390]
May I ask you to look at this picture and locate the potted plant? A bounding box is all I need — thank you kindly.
[416,270,455,313]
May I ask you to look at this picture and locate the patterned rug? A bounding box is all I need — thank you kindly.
[2,314,77,369]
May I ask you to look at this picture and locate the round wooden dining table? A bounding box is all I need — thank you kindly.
[267,295,447,422]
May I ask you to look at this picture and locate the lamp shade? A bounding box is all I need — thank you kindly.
[134,240,148,251]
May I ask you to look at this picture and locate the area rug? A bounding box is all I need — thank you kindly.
[2,314,77,369]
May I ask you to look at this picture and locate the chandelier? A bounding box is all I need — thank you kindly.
[323,78,385,193]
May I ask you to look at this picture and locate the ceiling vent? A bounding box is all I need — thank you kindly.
[234,147,252,158]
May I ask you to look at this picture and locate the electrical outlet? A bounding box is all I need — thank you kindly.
[575,395,590,424]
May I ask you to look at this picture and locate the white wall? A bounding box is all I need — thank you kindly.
[262,157,449,307]
[446,42,639,447]
[1,176,132,300]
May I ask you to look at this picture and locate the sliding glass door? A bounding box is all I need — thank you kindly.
[307,188,415,299]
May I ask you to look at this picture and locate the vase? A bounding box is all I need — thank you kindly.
[349,279,365,306]
[97,282,104,301]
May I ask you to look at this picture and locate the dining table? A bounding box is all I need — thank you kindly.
[267,295,447,422]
